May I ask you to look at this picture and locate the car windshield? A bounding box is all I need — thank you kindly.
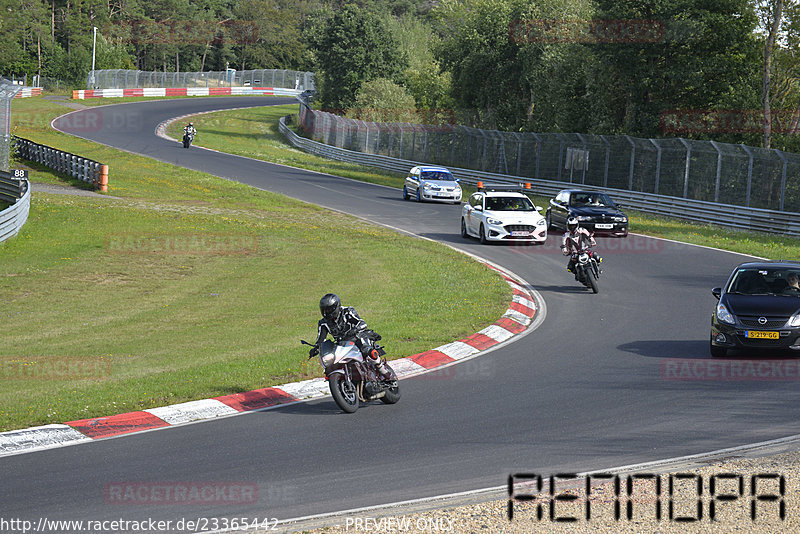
[569,192,614,207]
[485,196,535,211]
[727,268,800,296]
[421,170,454,181]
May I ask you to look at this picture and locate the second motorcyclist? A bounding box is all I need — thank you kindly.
[310,293,393,380]
[561,217,602,278]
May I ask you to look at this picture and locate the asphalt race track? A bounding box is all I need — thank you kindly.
[3,97,800,529]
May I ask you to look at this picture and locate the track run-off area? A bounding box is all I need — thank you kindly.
[3,97,800,531]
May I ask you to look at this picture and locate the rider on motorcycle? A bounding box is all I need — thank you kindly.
[310,293,393,379]
[184,122,197,136]
[561,217,602,278]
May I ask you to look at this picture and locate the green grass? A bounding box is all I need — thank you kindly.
[166,104,408,190]
[1,97,511,431]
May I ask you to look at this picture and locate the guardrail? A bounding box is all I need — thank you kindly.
[0,170,31,243]
[279,114,800,236]
[13,137,108,191]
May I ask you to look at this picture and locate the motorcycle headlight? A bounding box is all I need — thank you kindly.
[716,303,735,325]
[578,253,589,263]
[789,312,800,327]
[486,217,503,225]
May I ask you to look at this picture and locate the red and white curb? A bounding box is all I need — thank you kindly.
[0,263,538,457]
[14,87,42,98]
[72,87,300,100]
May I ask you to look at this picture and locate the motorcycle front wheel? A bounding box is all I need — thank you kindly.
[586,267,599,294]
[329,374,359,413]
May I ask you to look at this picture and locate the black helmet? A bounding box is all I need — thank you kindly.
[566,216,579,232]
[320,293,341,321]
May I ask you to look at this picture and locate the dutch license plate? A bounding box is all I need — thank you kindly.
[595,223,614,229]
[511,231,531,237]
[436,192,449,197]
[745,331,779,339]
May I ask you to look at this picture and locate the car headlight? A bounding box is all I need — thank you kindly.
[716,303,735,325]
[789,312,800,327]
[423,183,435,190]
[536,219,546,226]
[486,217,503,225]
[614,216,628,222]
[576,215,591,221]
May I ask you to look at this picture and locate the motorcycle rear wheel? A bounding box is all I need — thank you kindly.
[380,365,401,404]
[329,375,359,413]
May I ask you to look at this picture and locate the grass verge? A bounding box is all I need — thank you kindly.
[0,96,510,432]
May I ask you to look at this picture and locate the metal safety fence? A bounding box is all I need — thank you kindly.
[0,78,23,172]
[88,69,315,91]
[13,137,109,191]
[0,170,31,243]
[298,105,800,214]
[285,110,800,235]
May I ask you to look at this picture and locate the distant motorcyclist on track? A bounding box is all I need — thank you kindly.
[310,293,393,380]
[561,217,602,278]
[184,122,197,137]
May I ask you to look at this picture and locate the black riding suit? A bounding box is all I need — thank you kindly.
[314,307,391,378]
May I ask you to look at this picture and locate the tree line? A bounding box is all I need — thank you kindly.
[3,0,800,150]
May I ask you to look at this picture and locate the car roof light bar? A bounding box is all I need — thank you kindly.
[476,182,532,193]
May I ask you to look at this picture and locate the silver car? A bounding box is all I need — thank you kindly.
[402,166,462,204]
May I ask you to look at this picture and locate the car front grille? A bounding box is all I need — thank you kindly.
[739,316,789,328]
[504,225,536,232]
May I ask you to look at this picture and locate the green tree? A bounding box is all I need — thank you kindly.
[347,77,417,121]
[232,0,309,70]
[386,14,454,111]
[592,0,759,137]
[313,3,407,110]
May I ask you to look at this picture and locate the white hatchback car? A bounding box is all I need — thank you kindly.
[461,186,547,244]
[403,166,462,204]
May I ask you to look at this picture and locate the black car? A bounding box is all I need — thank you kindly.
[710,261,800,357]
[546,189,628,237]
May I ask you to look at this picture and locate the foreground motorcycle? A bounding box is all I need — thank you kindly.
[571,248,602,293]
[182,131,194,148]
[301,339,400,413]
